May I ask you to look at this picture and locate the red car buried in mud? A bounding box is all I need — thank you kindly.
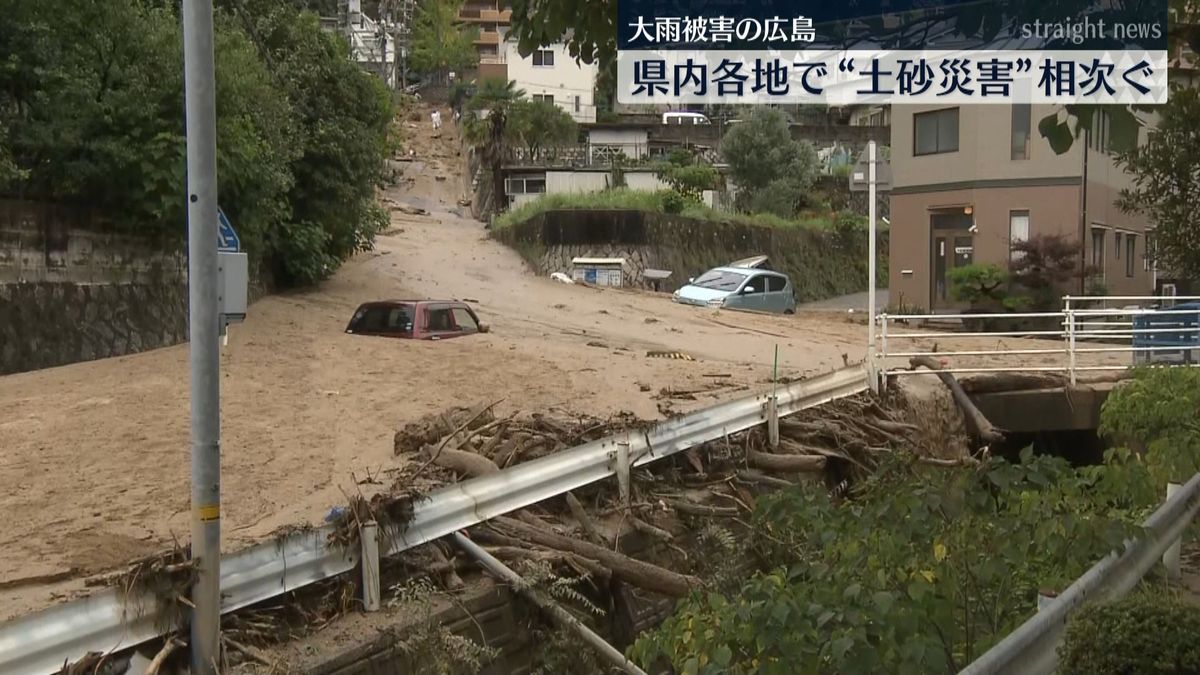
[345,300,490,340]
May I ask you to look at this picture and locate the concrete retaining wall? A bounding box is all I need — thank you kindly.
[0,281,189,375]
[495,209,889,301]
[0,198,275,376]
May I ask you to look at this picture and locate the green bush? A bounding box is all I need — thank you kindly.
[1059,594,1200,674]
[659,189,687,214]
[948,264,1009,305]
[492,188,837,231]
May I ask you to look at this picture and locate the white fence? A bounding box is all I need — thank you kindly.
[873,295,1200,387]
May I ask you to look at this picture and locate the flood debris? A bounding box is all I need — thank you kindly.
[907,356,1004,448]
[102,546,198,635]
[393,403,646,485]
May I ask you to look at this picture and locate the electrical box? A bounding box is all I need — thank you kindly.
[218,251,248,325]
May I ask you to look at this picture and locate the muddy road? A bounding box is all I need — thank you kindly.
[0,114,867,618]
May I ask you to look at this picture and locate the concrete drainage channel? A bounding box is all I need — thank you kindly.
[0,367,869,674]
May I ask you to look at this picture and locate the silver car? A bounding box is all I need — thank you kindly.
[672,265,797,314]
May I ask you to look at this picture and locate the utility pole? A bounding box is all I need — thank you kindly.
[867,140,878,392]
[182,0,222,671]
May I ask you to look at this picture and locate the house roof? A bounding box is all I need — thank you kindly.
[582,122,656,130]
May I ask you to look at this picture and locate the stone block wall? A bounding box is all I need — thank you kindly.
[0,282,189,375]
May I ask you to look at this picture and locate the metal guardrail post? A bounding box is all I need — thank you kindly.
[1066,309,1077,386]
[767,396,780,449]
[1164,481,1183,580]
[361,520,381,612]
[879,312,889,393]
[616,441,631,508]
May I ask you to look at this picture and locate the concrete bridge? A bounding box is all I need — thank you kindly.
[970,382,1118,434]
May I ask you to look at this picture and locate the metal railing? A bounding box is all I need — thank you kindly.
[874,295,1200,386]
[959,473,1200,675]
[0,367,868,675]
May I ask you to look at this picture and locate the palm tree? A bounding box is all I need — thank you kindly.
[463,79,524,214]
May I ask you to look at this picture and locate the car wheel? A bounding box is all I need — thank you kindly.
[784,309,795,315]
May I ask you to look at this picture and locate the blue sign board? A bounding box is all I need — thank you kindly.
[217,208,240,252]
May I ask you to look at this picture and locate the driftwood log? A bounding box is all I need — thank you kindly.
[492,516,701,597]
[747,449,827,473]
[909,356,1004,447]
[566,492,611,547]
[422,445,500,477]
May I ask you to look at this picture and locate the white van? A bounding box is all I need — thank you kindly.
[662,111,710,125]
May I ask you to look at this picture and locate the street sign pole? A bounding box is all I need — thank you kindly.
[867,141,878,394]
[182,0,222,671]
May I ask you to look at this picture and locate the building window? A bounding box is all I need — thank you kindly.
[532,94,554,105]
[1009,210,1030,260]
[1090,110,1110,153]
[1011,104,1031,160]
[1115,231,1122,260]
[1091,227,1107,276]
[532,49,554,67]
[574,95,581,113]
[913,108,959,156]
[1145,231,1156,271]
[505,176,547,194]
[1125,234,1136,277]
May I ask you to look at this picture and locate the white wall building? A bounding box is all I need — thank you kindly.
[586,127,649,162]
[505,168,722,209]
[502,39,598,123]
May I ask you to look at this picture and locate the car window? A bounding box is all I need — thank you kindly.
[452,307,479,333]
[692,270,747,291]
[426,307,456,332]
[385,307,414,334]
[348,307,387,333]
[742,276,765,294]
[767,275,788,292]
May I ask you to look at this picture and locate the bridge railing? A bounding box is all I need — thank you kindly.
[873,295,1200,387]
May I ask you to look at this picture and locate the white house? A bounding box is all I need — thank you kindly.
[586,126,650,162]
[502,38,598,123]
[505,167,722,209]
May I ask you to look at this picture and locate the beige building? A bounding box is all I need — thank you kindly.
[888,104,1155,312]
[457,0,511,76]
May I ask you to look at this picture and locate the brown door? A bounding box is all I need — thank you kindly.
[929,211,975,310]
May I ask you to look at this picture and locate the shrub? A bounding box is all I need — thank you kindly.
[1059,594,1200,675]
[1010,234,1085,309]
[948,264,1008,305]
[659,189,687,214]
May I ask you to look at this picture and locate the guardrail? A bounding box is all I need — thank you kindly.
[875,295,1200,386]
[0,367,868,674]
[959,472,1200,675]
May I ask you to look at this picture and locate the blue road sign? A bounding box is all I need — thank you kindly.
[217,208,240,252]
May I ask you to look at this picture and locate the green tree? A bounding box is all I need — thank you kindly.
[654,151,717,202]
[720,108,818,218]
[1115,87,1200,285]
[1008,234,1086,310]
[507,99,577,161]
[0,0,394,287]
[948,264,1008,306]
[409,0,478,84]
[464,79,525,213]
